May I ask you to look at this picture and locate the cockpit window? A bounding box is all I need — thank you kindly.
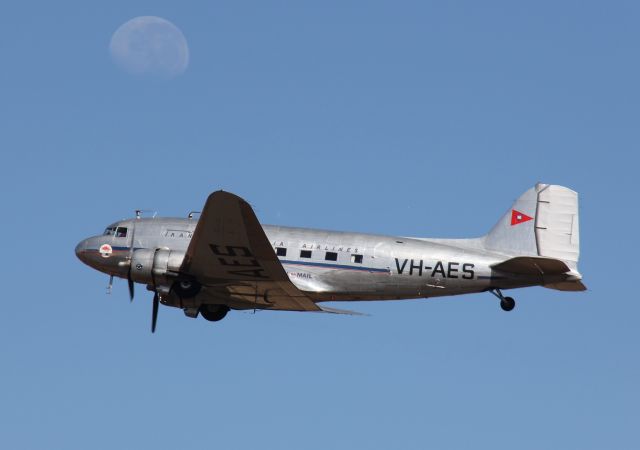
[115,227,128,238]
[104,227,115,236]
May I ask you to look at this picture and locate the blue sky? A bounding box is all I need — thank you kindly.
[1,1,638,449]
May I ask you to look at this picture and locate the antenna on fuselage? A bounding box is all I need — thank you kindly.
[188,211,201,219]
[133,209,158,219]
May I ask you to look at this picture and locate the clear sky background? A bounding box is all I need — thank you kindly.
[1,1,638,449]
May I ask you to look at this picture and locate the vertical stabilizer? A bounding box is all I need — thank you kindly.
[483,185,540,257]
[483,184,581,269]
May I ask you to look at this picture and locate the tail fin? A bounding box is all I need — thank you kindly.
[483,184,581,270]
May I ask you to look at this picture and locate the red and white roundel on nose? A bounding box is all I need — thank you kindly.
[99,244,113,258]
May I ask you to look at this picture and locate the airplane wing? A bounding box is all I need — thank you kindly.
[180,191,323,312]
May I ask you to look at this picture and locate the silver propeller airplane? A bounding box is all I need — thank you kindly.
[76,184,585,332]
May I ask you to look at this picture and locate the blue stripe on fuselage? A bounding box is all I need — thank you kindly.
[280,259,390,273]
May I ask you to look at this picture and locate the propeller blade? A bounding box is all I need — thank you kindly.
[106,275,113,295]
[128,275,135,302]
[151,293,159,333]
[125,258,135,302]
[127,217,137,302]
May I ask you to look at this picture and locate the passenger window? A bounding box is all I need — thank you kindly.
[115,227,128,238]
[325,252,338,261]
[300,250,312,258]
[351,254,363,264]
[276,247,287,257]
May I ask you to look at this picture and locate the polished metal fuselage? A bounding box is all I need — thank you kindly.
[76,217,538,303]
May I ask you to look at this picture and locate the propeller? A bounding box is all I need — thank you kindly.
[151,292,159,333]
[125,214,160,333]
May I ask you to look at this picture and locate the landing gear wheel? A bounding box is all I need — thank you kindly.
[200,305,230,322]
[500,296,516,312]
[172,279,201,298]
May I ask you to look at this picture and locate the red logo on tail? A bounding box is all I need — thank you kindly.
[511,210,533,226]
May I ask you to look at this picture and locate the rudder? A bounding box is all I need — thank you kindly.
[535,185,580,265]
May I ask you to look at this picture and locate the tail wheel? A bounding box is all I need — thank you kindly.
[200,305,230,322]
[500,296,516,312]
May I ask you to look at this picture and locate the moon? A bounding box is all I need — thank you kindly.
[109,16,189,79]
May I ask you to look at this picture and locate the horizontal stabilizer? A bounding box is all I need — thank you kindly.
[544,281,587,291]
[491,256,571,275]
[317,305,368,316]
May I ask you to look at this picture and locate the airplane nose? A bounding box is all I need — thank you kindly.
[75,239,88,263]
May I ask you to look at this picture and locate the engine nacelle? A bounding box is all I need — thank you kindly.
[130,248,185,288]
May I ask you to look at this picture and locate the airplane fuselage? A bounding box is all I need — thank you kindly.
[76,217,537,304]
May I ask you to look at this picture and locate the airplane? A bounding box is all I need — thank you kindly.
[75,183,585,332]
